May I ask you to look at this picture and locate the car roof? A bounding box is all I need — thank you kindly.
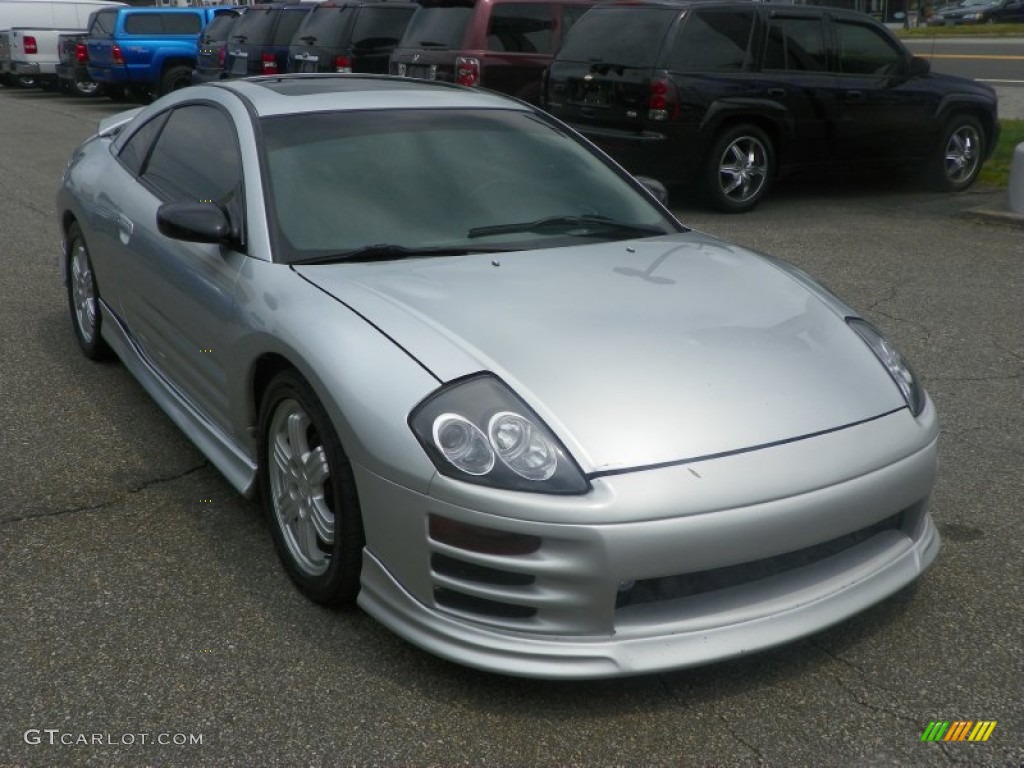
[211,74,533,118]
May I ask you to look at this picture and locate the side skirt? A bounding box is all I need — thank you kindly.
[100,300,258,498]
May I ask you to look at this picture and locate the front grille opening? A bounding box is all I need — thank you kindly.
[434,587,537,620]
[618,511,905,609]
[431,553,535,587]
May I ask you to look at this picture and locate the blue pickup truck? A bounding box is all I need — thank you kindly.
[86,6,236,100]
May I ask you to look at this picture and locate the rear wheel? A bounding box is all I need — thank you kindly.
[159,65,192,96]
[929,115,984,192]
[702,124,774,213]
[73,79,101,97]
[258,370,365,606]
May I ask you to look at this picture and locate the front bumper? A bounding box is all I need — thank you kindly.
[356,405,941,678]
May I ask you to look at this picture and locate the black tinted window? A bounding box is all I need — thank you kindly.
[231,8,277,43]
[670,9,753,71]
[487,4,552,53]
[557,8,677,67]
[118,111,170,176]
[201,13,240,44]
[399,4,473,50]
[89,9,118,37]
[294,6,352,44]
[560,5,590,37]
[352,7,416,48]
[124,12,202,35]
[763,15,826,72]
[834,21,904,75]
[273,8,313,45]
[141,105,241,204]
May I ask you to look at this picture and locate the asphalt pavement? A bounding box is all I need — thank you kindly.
[0,86,1021,767]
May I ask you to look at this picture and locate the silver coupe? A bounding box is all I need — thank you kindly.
[57,74,940,679]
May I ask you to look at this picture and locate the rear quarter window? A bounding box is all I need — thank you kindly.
[670,8,754,71]
[556,8,678,67]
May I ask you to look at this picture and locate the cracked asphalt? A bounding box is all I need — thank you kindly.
[0,87,1021,767]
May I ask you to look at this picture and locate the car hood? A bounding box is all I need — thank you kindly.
[295,234,906,473]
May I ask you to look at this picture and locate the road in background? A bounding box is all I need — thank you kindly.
[0,87,1021,767]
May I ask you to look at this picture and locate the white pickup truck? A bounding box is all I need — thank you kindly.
[10,27,81,88]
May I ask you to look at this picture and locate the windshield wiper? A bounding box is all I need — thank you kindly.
[468,215,665,240]
[290,244,501,266]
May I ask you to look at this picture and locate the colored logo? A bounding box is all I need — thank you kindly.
[921,721,997,742]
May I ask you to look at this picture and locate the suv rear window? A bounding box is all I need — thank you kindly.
[231,8,278,43]
[670,8,754,71]
[399,1,473,50]
[486,4,553,53]
[123,13,203,36]
[202,12,240,44]
[352,7,416,47]
[294,6,352,43]
[556,7,677,67]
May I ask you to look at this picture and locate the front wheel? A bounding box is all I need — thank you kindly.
[258,370,365,606]
[65,223,112,360]
[702,124,774,213]
[929,115,985,192]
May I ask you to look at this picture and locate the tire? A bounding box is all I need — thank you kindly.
[106,84,128,102]
[702,124,774,213]
[258,369,365,606]
[159,64,192,96]
[73,79,101,97]
[929,115,984,192]
[65,222,112,360]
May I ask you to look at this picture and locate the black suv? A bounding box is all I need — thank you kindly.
[224,3,315,78]
[192,8,243,84]
[544,1,999,211]
[288,0,417,75]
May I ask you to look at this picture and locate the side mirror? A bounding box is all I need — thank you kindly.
[909,56,931,78]
[635,175,670,206]
[157,201,231,244]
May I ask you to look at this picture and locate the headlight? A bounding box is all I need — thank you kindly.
[847,318,925,416]
[410,374,589,494]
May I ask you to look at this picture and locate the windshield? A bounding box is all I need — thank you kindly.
[260,108,678,264]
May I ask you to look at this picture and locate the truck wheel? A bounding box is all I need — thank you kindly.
[159,65,192,96]
[74,80,101,97]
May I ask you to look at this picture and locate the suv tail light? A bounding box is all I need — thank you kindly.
[647,77,680,122]
[24,36,38,55]
[455,56,479,87]
[219,47,226,67]
[75,42,88,63]
[261,52,278,74]
[334,54,351,73]
[112,44,124,66]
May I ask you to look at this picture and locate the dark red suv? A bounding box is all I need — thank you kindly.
[389,0,593,103]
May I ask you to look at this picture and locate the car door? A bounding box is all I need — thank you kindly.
[758,9,836,168]
[112,102,247,433]
[827,14,935,164]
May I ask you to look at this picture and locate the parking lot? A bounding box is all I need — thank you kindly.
[0,85,1021,767]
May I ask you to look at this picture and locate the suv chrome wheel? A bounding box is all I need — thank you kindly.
[937,116,983,191]
[705,125,774,213]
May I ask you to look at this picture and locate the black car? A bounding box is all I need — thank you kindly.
[192,8,243,84]
[224,2,315,78]
[927,0,1024,24]
[544,1,1000,211]
[288,0,417,75]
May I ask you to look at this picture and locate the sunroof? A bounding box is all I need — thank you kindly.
[253,75,448,97]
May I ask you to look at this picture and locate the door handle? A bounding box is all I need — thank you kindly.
[117,213,134,245]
